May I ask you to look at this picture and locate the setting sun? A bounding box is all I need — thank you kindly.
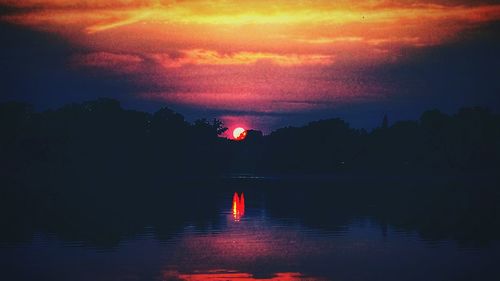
[233,127,247,140]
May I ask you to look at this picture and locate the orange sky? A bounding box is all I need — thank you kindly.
[2,0,500,135]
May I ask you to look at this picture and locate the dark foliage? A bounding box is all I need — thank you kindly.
[0,98,228,188]
[1,99,499,185]
[234,107,500,174]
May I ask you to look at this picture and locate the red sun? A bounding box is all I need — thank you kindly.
[233,127,247,140]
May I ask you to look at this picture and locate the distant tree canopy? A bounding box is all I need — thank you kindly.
[252,107,498,173]
[0,98,227,186]
[1,98,499,185]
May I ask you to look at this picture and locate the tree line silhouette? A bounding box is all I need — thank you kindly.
[230,108,500,175]
[1,98,499,186]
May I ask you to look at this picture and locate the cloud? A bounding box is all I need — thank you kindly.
[1,1,499,132]
[150,49,334,67]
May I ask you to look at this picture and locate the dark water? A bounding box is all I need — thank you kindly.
[1,176,500,281]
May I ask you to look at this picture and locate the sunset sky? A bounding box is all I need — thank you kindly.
[1,0,499,135]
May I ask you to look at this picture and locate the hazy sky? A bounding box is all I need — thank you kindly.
[1,0,499,136]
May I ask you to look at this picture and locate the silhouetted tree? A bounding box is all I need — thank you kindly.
[382,114,389,129]
[192,118,227,138]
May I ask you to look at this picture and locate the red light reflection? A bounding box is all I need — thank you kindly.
[163,270,323,281]
[232,192,245,221]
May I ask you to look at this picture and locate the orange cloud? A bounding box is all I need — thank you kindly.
[3,1,500,34]
[150,50,333,67]
[3,1,500,55]
[1,0,499,113]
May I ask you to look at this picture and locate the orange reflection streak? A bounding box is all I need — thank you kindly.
[240,193,245,217]
[232,192,245,221]
[232,192,239,219]
[163,270,323,281]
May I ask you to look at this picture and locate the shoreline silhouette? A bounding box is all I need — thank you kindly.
[1,98,498,183]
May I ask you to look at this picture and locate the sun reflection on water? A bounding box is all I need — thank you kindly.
[163,270,323,281]
[232,192,245,221]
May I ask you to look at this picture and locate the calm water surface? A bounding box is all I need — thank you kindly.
[1,179,500,281]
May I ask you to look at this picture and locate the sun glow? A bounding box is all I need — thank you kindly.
[233,127,247,140]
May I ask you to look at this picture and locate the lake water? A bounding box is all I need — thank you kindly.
[1,177,499,280]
